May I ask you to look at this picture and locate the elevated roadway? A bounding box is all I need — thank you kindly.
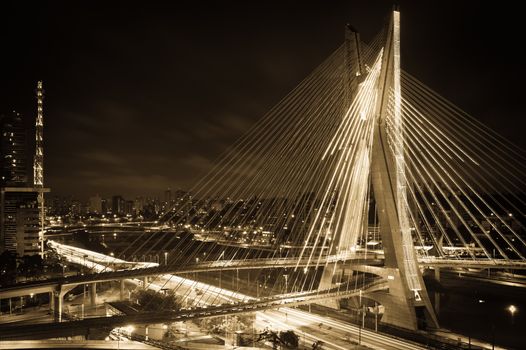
[3,240,525,300]
[0,280,387,340]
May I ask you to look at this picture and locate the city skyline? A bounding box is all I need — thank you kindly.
[1,4,525,348]
[2,1,525,199]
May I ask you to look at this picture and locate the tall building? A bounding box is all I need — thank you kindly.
[1,189,40,256]
[112,195,125,215]
[1,82,50,257]
[164,188,172,204]
[0,111,28,187]
[101,198,109,214]
[124,200,134,216]
[89,194,103,214]
[134,196,145,215]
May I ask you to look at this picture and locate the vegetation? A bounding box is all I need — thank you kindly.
[279,330,299,348]
[132,289,181,312]
[0,251,54,285]
[257,329,299,349]
[0,251,17,286]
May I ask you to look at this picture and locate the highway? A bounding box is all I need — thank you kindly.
[0,240,383,300]
[0,340,157,349]
[7,239,525,301]
[256,307,426,350]
[0,243,432,350]
[3,241,512,349]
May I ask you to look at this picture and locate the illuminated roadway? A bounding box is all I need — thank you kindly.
[1,242,493,349]
[0,281,388,339]
[0,340,156,349]
[3,240,525,301]
[257,308,426,350]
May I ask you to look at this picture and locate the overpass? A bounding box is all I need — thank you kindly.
[6,254,525,302]
[0,279,387,340]
[2,241,525,303]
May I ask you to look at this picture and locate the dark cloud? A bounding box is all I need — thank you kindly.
[1,0,524,199]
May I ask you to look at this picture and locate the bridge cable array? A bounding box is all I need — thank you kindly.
[57,27,526,313]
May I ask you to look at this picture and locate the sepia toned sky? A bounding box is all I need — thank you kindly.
[2,0,524,199]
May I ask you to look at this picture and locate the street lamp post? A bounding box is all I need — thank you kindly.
[195,257,199,280]
[358,320,362,345]
[374,301,378,332]
[508,305,517,325]
[361,305,366,328]
[164,251,168,265]
[83,254,88,272]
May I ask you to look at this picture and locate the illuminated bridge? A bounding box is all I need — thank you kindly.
[2,7,526,346]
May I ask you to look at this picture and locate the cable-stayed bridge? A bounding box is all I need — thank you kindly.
[2,8,526,344]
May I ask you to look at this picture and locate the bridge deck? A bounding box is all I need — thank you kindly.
[2,255,526,299]
[0,281,387,340]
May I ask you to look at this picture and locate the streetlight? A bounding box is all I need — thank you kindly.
[83,254,88,272]
[164,251,168,265]
[195,257,199,280]
[508,305,518,325]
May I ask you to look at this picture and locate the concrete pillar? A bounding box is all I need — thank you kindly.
[317,263,340,309]
[90,283,97,307]
[53,292,63,322]
[434,267,440,315]
[142,276,148,289]
[120,279,125,300]
[49,292,55,311]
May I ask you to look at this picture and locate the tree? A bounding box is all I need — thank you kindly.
[279,330,299,349]
[257,329,299,349]
[257,330,280,350]
[0,251,17,286]
[132,289,181,311]
[18,255,44,279]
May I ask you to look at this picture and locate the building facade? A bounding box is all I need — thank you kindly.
[1,83,49,257]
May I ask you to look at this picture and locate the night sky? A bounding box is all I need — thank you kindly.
[2,0,525,199]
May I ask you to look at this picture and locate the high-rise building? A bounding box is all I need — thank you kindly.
[1,82,50,257]
[0,111,28,187]
[0,190,40,256]
[134,196,145,215]
[112,195,125,215]
[101,198,108,214]
[164,188,172,204]
[89,194,103,214]
[124,200,134,216]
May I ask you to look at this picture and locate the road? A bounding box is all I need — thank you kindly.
[1,243,431,350]
[0,340,156,349]
[255,308,425,350]
[12,240,516,349]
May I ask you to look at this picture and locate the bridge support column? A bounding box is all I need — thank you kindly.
[53,291,64,322]
[318,263,342,309]
[120,279,125,300]
[142,276,148,289]
[90,282,97,307]
[49,291,55,312]
[434,267,440,315]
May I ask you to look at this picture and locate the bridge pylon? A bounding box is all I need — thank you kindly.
[319,9,438,331]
